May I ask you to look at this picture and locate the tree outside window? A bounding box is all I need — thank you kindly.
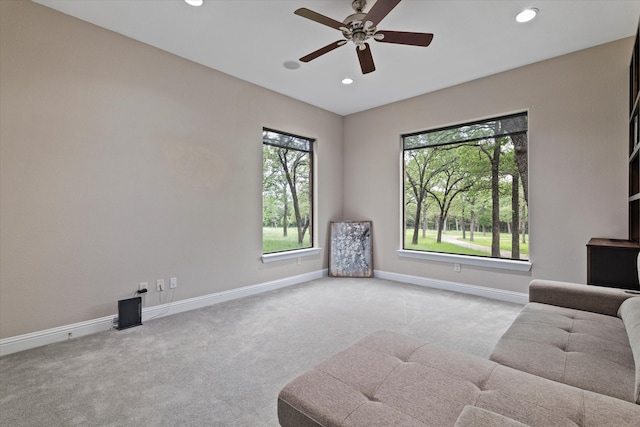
[263,129,313,254]
[403,113,528,260]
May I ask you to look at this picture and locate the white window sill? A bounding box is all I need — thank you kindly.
[397,250,532,272]
[261,248,321,264]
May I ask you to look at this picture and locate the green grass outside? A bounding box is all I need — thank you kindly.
[404,230,487,256]
[404,229,529,257]
[263,226,528,258]
[263,227,311,254]
[466,234,529,255]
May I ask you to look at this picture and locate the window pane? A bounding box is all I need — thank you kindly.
[404,112,527,150]
[262,129,313,254]
[403,113,528,260]
[263,129,311,152]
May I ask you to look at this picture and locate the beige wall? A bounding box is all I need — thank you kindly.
[343,37,632,294]
[0,0,633,340]
[0,0,343,338]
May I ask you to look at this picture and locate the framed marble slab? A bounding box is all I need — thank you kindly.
[329,221,373,277]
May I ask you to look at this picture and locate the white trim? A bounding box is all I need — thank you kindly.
[0,269,327,357]
[141,269,326,320]
[0,315,116,357]
[397,249,532,272]
[375,270,528,305]
[261,247,321,263]
[0,268,524,356]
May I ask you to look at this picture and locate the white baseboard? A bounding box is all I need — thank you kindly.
[1,269,523,356]
[139,269,327,322]
[0,269,327,357]
[374,270,529,305]
[0,315,117,357]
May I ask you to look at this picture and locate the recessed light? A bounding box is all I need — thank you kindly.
[342,78,354,85]
[516,8,538,23]
[283,60,300,70]
[184,0,203,6]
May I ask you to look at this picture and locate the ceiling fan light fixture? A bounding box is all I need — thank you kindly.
[184,0,203,7]
[342,78,354,85]
[516,8,538,23]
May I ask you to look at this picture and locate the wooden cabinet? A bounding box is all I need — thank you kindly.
[586,28,640,291]
[587,238,640,290]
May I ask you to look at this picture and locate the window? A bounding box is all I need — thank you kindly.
[262,129,313,254]
[402,112,528,261]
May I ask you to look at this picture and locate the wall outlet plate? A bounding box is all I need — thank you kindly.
[139,282,148,291]
[170,277,177,289]
[156,279,164,292]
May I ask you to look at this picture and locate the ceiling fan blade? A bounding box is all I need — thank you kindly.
[294,8,345,30]
[375,30,433,47]
[356,43,376,74]
[363,0,401,27]
[300,40,347,63]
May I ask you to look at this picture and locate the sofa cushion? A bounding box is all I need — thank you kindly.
[454,406,528,427]
[278,331,640,426]
[618,296,640,404]
[489,302,635,402]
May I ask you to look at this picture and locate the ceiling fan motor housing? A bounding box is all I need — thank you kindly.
[342,12,377,49]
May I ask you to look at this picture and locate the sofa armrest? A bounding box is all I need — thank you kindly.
[529,279,634,317]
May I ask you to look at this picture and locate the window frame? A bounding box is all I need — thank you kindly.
[261,128,319,263]
[398,112,532,272]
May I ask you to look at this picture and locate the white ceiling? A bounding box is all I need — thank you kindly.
[34,0,640,116]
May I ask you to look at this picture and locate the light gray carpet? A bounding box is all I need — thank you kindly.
[0,277,523,426]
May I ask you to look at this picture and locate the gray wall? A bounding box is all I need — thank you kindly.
[343,37,631,293]
[0,0,343,339]
[0,0,632,339]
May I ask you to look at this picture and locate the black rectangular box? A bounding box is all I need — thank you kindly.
[117,297,142,330]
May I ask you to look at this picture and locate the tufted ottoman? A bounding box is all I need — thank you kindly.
[277,330,640,426]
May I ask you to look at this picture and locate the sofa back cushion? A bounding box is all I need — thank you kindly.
[618,297,640,404]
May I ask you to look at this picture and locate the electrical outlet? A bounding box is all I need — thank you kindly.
[139,282,148,291]
[170,277,177,289]
[156,279,164,292]
[454,263,461,273]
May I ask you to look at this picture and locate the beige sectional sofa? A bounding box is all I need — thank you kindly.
[277,280,640,426]
[490,280,640,403]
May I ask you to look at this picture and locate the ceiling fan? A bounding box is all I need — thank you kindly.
[294,0,434,74]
